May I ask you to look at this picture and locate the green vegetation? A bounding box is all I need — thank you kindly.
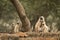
[0,0,60,32]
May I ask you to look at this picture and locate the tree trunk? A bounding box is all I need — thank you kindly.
[10,0,31,32]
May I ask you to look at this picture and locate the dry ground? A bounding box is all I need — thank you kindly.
[0,32,60,40]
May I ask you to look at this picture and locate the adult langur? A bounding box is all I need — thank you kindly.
[35,16,50,32]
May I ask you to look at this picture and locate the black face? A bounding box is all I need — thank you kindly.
[40,17,43,20]
[17,23,19,24]
[40,16,44,20]
[40,17,43,22]
[42,24,44,26]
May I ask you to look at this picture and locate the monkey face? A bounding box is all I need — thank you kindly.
[40,22,45,28]
[40,17,43,20]
[40,16,45,22]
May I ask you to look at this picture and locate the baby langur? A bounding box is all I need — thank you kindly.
[35,16,50,32]
[14,23,20,33]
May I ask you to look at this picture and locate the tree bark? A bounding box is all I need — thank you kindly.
[10,0,31,32]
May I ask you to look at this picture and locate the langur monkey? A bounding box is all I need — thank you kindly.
[35,16,50,32]
[14,23,20,33]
